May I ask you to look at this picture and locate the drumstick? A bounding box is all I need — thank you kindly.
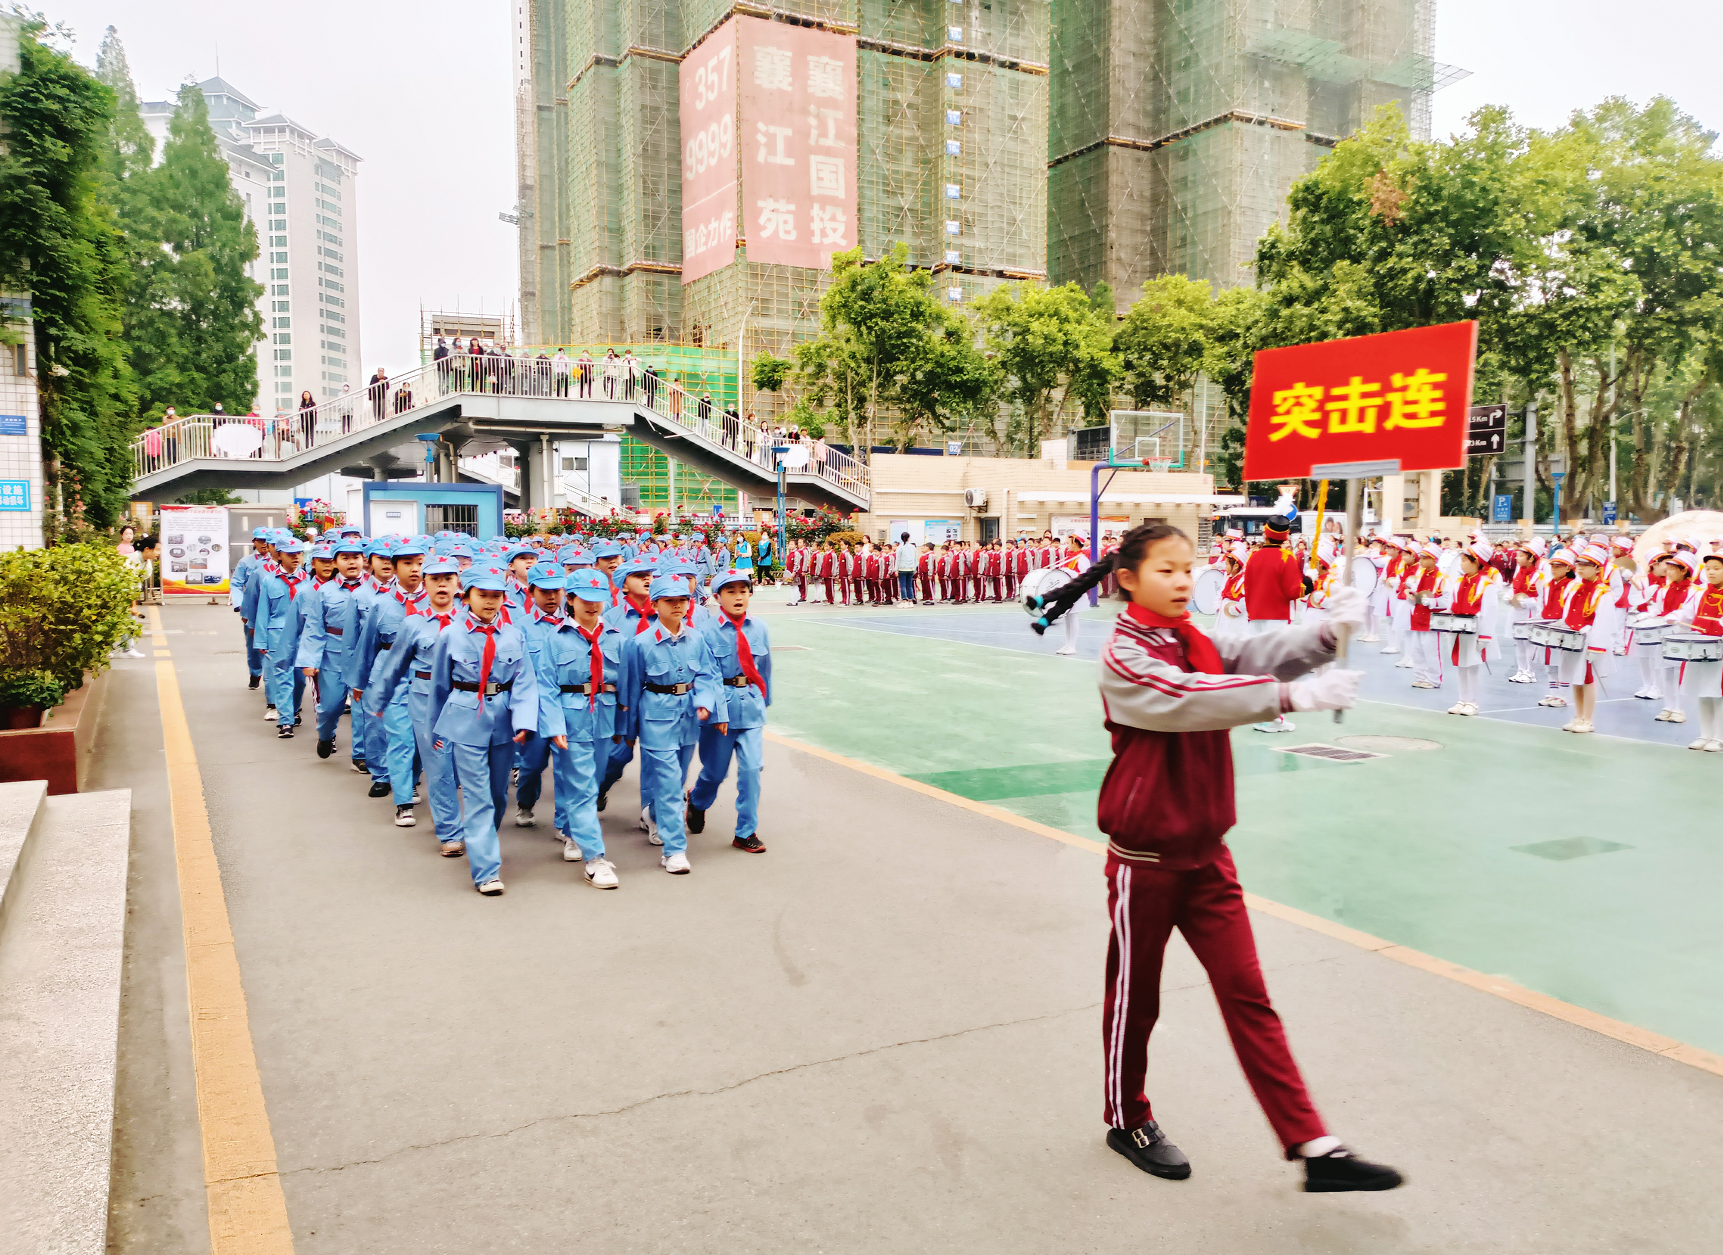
[1335,478,1363,724]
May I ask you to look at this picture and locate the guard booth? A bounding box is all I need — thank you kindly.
[360,482,504,538]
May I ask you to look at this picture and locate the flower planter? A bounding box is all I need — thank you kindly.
[0,669,107,795]
[1,705,43,731]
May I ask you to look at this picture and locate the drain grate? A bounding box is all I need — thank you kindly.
[1512,837,1633,861]
[1271,742,1386,763]
[1336,734,1442,753]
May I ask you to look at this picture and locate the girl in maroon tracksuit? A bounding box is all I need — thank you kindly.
[1036,521,1402,1193]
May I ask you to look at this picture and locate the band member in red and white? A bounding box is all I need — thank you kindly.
[1667,552,1723,749]
[1053,534,1091,655]
[1555,543,1624,734]
[1505,540,1543,683]
[1651,551,1697,725]
[1213,543,1249,642]
[1403,544,1444,690]
[1242,515,1306,729]
[1534,549,1577,707]
[1376,538,1407,658]
[1437,541,1500,715]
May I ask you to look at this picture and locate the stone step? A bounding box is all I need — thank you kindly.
[0,785,132,1255]
[0,778,49,936]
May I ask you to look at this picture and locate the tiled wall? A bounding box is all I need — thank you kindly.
[0,303,45,550]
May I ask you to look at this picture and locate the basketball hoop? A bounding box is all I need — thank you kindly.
[1148,458,1174,474]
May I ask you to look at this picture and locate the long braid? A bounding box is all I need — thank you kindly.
[1028,556,1115,635]
[1026,521,1192,636]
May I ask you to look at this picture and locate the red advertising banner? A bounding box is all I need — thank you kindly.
[737,17,856,270]
[680,19,740,284]
[1242,321,1479,481]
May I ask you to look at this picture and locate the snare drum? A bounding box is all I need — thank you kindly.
[1627,616,1671,646]
[1545,624,1588,653]
[1527,620,1562,647]
[1662,633,1723,663]
[1510,621,1533,642]
[1430,613,1478,634]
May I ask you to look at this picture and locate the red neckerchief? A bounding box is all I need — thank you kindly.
[1541,573,1572,618]
[625,593,653,633]
[283,569,304,600]
[1511,564,1537,595]
[1122,602,1223,674]
[723,610,767,699]
[340,577,361,590]
[577,622,605,708]
[467,616,500,710]
[1660,579,1692,616]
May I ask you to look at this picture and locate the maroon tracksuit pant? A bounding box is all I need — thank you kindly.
[1102,847,1326,1151]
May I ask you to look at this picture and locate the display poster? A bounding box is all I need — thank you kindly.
[1051,514,1130,540]
[159,504,231,594]
[922,518,961,543]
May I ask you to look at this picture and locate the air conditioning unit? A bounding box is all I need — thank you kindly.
[964,488,988,509]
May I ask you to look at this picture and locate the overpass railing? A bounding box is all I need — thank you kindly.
[131,353,870,501]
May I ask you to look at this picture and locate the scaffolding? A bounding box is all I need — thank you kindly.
[1048,0,1458,305]
[522,0,1051,422]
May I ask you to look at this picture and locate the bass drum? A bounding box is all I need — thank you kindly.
[1191,566,1225,616]
[1020,565,1073,615]
[1348,555,1380,598]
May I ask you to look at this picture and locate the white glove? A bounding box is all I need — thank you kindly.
[1287,669,1363,712]
[1324,586,1367,631]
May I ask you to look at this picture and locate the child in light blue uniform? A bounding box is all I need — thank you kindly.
[512,561,568,828]
[295,536,366,759]
[427,563,560,895]
[368,558,465,841]
[685,569,771,853]
[547,569,627,887]
[619,572,723,874]
[599,557,659,823]
[231,526,271,688]
[254,538,309,736]
[356,541,429,806]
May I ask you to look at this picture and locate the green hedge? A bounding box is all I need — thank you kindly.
[0,543,139,694]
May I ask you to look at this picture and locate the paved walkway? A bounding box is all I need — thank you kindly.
[98,603,1723,1253]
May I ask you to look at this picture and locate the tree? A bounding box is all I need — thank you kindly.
[116,78,264,420]
[1114,274,1219,411]
[0,24,139,531]
[973,281,1119,455]
[94,26,153,183]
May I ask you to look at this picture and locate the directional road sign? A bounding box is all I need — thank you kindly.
[1467,403,1507,456]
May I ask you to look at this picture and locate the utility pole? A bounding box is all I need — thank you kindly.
[1523,400,1538,533]
[1608,344,1617,506]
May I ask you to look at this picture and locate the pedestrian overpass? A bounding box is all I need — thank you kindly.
[129,356,869,515]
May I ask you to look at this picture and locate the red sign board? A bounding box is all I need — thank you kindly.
[1242,321,1479,481]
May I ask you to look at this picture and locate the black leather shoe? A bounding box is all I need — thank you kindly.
[248,675,261,690]
[316,739,334,759]
[1303,1148,1403,1193]
[1106,1123,1191,1180]
[685,799,706,834]
[732,834,766,853]
[367,780,391,798]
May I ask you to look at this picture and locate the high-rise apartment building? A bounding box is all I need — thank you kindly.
[517,0,1049,419]
[1047,0,1460,305]
[143,79,362,412]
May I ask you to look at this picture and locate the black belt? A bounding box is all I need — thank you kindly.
[325,625,344,636]
[721,676,751,687]
[561,682,617,695]
[644,681,692,695]
[415,670,431,680]
[451,680,512,695]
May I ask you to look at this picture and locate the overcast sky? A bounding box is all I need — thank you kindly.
[43,0,1722,373]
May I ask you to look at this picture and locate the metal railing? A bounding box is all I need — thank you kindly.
[131,352,870,501]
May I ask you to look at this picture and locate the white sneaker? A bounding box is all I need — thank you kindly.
[1562,719,1580,732]
[1053,645,1075,656]
[440,840,465,857]
[1356,634,1380,642]
[584,857,620,888]
[1380,646,1401,655]
[514,808,536,828]
[1411,679,1437,689]
[477,879,505,895]
[661,851,691,874]
[1446,702,1467,714]
[263,705,278,721]
[394,805,415,827]
[1394,658,1413,668]
[1461,702,1479,715]
[562,837,582,862]
[1571,719,1594,734]
[640,806,663,845]
[1689,737,1711,750]
[1655,709,1673,722]
[1705,739,1723,752]
[410,790,423,805]
[1537,695,1567,708]
[1669,710,1687,724]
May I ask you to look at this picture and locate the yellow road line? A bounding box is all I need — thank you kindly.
[148,607,296,1254]
[764,728,1723,1081]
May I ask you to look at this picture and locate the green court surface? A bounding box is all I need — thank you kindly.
[758,601,1723,1058]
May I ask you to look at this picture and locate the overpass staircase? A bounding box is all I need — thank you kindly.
[130,355,869,514]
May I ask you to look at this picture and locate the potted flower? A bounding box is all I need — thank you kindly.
[0,669,67,731]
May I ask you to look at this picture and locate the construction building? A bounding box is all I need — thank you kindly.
[1047,0,1461,303]
[515,0,1050,425]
